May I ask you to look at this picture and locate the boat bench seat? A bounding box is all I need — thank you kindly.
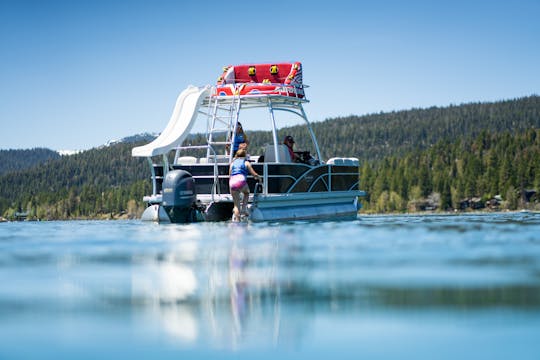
[326,157,359,166]
[218,62,302,86]
[199,155,230,164]
[264,144,292,163]
[176,156,198,164]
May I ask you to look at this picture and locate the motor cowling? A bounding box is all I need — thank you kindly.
[162,170,198,222]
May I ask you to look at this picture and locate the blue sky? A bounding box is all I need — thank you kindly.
[1,0,539,150]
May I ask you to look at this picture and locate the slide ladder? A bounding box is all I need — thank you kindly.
[205,93,241,160]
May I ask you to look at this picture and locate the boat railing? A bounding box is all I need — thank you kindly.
[173,144,222,202]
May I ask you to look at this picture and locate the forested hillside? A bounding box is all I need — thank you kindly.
[0,143,150,220]
[0,148,60,175]
[360,129,540,212]
[1,95,539,220]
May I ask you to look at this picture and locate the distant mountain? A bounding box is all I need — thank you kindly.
[57,149,84,156]
[0,148,61,176]
[310,95,540,161]
[234,95,540,162]
[104,133,157,147]
[0,133,158,175]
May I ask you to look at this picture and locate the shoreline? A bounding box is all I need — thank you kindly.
[3,209,539,223]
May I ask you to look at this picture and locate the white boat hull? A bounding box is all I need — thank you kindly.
[249,191,361,222]
[141,190,362,223]
[140,204,171,223]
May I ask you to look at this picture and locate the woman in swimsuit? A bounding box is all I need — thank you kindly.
[229,149,259,221]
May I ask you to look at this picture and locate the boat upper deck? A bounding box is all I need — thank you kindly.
[213,62,306,99]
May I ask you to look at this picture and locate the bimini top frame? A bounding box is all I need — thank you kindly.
[197,93,321,165]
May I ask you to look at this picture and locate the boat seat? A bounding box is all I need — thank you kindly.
[327,157,359,166]
[264,144,291,163]
[201,155,230,164]
[219,62,302,85]
[176,156,198,164]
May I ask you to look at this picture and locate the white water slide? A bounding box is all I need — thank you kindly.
[132,85,210,157]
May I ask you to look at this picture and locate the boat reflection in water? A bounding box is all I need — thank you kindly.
[125,216,540,353]
[130,223,297,349]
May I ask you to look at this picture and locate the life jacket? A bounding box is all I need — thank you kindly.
[231,158,248,176]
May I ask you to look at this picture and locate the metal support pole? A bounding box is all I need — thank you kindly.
[268,98,280,162]
[300,104,322,162]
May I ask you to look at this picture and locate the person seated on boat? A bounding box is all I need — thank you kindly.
[283,135,301,163]
[228,122,249,157]
[229,148,260,221]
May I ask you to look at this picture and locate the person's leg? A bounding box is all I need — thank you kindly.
[231,189,241,221]
[241,185,249,215]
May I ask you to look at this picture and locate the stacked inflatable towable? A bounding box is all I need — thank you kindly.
[215,62,304,98]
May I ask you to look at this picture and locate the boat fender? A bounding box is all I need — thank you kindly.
[248,66,256,76]
[270,64,279,74]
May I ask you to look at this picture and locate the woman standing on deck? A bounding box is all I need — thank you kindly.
[231,122,249,157]
[229,149,259,221]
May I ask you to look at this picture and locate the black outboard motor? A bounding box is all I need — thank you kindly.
[162,170,198,223]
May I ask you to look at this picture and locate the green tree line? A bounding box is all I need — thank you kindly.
[1,96,539,220]
[360,129,540,212]
[0,142,150,220]
[0,148,60,175]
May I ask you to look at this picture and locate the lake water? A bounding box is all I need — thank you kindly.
[1,213,540,359]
